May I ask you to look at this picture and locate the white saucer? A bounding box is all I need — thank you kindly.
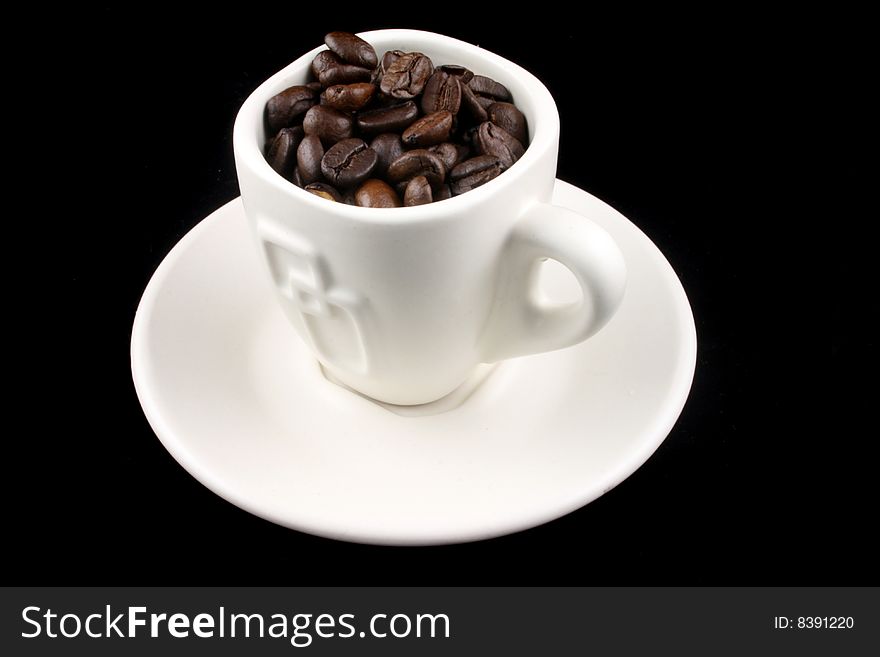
[131,180,696,545]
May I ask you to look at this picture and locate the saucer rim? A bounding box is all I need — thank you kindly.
[131,180,697,545]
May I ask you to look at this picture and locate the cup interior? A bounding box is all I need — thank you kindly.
[234,29,558,216]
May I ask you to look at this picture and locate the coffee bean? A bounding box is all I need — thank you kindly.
[386,149,447,188]
[324,31,378,69]
[380,52,434,99]
[266,126,304,178]
[355,101,419,136]
[429,142,469,172]
[435,183,453,201]
[291,167,304,187]
[305,182,343,202]
[297,134,325,185]
[302,105,353,144]
[320,82,375,112]
[321,138,378,188]
[312,50,371,86]
[421,70,461,114]
[266,85,317,133]
[450,155,504,194]
[439,64,474,84]
[468,75,511,101]
[306,81,324,92]
[473,122,525,169]
[402,111,453,147]
[355,179,401,208]
[381,50,406,73]
[403,176,433,206]
[476,94,495,110]
[370,133,404,177]
[487,102,528,145]
[459,83,488,122]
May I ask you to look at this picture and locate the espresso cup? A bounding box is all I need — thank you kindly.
[233,29,626,406]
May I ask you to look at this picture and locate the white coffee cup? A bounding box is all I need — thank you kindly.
[233,29,626,406]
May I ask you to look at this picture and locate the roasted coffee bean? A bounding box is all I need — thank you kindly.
[266,85,317,133]
[429,142,469,172]
[305,182,343,202]
[306,81,324,92]
[468,75,511,101]
[403,176,433,206]
[302,105,353,144]
[487,102,528,144]
[459,83,488,122]
[450,155,504,194]
[325,31,378,69]
[312,50,372,86]
[291,167,304,187]
[473,122,525,169]
[435,183,452,201]
[380,52,434,99]
[387,149,447,188]
[476,94,495,110]
[370,133,405,176]
[321,138,378,188]
[402,111,453,147]
[266,126,304,178]
[320,82,375,112]
[297,134,325,185]
[421,70,461,114]
[439,64,473,84]
[356,101,419,136]
[381,50,405,73]
[355,179,401,207]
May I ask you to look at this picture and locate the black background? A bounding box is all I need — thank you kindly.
[12,6,865,583]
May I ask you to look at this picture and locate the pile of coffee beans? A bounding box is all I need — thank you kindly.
[264,31,529,207]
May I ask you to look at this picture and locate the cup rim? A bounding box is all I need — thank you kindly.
[233,28,559,225]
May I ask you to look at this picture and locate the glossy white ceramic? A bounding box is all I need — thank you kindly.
[234,29,627,405]
[131,181,696,545]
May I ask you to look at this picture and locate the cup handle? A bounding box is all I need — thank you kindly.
[480,201,627,363]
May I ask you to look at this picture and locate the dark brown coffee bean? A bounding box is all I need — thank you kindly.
[266,126,303,178]
[355,101,419,136]
[386,149,447,188]
[370,133,404,177]
[381,50,405,73]
[355,179,401,208]
[402,111,453,147]
[487,102,528,145]
[429,142,469,172]
[324,31,378,69]
[291,167,304,187]
[468,75,511,101]
[450,155,504,194]
[320,83,375,112]
[321,138,378,188]
[459,83,488,122]
[476,94,495,110]
[380,52,434,99]
[312,50,371,86]
[302,105,353,144]
[306,81,324,92]
[403,176,433,206]
[473,122,525,169]
[421,70,461,114]
[304,182,343,202]
[439,64,474,84]
[297,135,325,185]
[265,85,317,133]
[435,183,452,201]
